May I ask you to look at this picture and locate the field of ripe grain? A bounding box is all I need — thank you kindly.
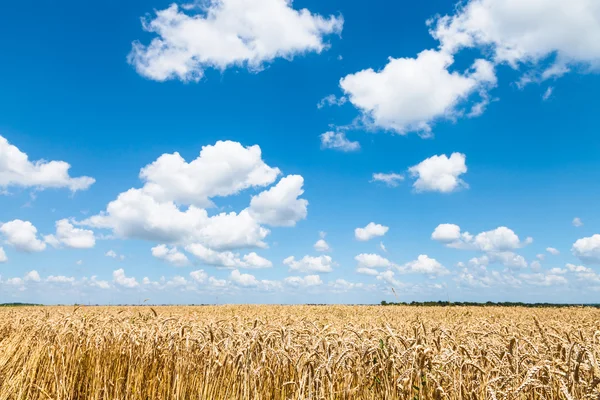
[0,306,599,399]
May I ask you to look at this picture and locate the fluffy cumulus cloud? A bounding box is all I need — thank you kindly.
[546,247,560,256]
[0,220,46,253]
[128,0,343,82]
[189,269,208,284]
[409,153,468,193]
[105,250,125,260]
[113,269,139,288]
[432,224,531,252]
[284,255,333,273]
[339,50,496,135]
[319,132,360,152]
[249,175,308,227]
[572,235,600,264]
[430,0,600,77]
[355,222,389,241]
[139,141,280,208]
[314,232,330,252]
[433,224,531,269]
[230,269,280,290]
[371,173,404,187]
[44,219,95,249]
[0,135,95,192]
[0,247,6,263]
[355,253,393,269]
[82,141,307,252]
[151,244,189,266]
[398,255,449,276]
[573,217,583,227]
[24,270,41,282]
[186,243,272,269]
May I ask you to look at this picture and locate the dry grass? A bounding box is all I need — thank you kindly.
[0,305,599,399]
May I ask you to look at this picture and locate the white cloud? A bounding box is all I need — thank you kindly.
[546,247,560,256]
[379,242,387,252]
[47,275,76,284]
[0,135,95,192]
[284,255,333,273]
[230,269,259,287]
[242,252,273,269]
[518,273,568,287]
[76,260,83,266]
[128,1,343,82]
[185,243,272,269]
[44,219,95,249]
[433,224,531,252]
[572,234,600,264]
[371,173,404,187]
[319,132,360,152]
[317,94,347,109]
[354,253,393,268]
[0,247,6,263]
[530,260,542,271]
[339,50,496,135]
[548,267,567,275]
[430,0,600,76]
[314,239,330,252]
[189,269,208,284]
[377,270,404,288]
[474,228,530,252]
[0,220,46,252]
[113,269,139,288]
[355,222,389,241]
[356,267,379,276]
[5,277,24,287]
[431,223,462,242]
[230,269,280,290]
[24,270,41,282]
[542,87,554,101]
[249,175,308,227]
[139,141,280,208]
[89,276,110,289]
[185,243,245,268]
[209,277,227,287]
[284,275,323,287]
[573,217,583,227]
[565,264,600,284]
[398,255,449,276]
[151,244,189,266]
[468,252,528,270]
[105,250,125,260]
[409,153,468,193]
[536,254,545,261]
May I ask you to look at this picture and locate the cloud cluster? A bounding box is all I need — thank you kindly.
[82,141,307,255]
[433,224,532,269]
[337,0,600,135]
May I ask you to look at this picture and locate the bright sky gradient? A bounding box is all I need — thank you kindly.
[0,0,599,304]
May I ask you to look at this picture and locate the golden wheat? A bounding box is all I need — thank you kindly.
[0,305,599,399]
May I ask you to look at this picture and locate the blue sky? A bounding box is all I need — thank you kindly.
[0,0,599,304]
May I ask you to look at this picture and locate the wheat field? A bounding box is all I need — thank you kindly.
[0,306,598,399]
